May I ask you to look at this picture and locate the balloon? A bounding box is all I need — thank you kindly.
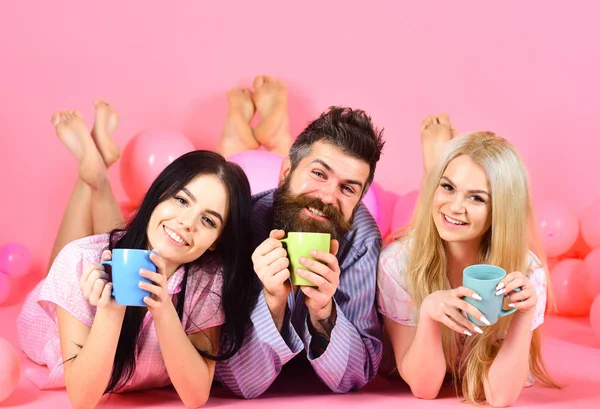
[536,201,579,257]
[582,248,600,299]
[121,130,195,205]
[0,338,20,402]
[119,200,138,221]
[361,183,381,226]
[0,273,11,304]
[0,243,32,278]
[590,295,600,341]
[227,150,283,195]
[581,200,600,249]
[558,231,592,261]
[551,259,593,316]
[378,188,400,239]
[391,190,419,233]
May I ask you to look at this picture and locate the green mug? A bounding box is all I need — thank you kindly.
[280,232,331,286]
[463,264,518,326]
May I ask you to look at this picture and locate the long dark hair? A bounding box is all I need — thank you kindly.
[104,150,259,393]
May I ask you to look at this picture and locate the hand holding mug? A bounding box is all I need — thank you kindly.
[252,229,291,308]
[421,287,488,336]
[80,250,119,309]
[139,251,174,317]
[495,271,537,314]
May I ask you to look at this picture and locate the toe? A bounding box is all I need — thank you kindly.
[438,113,451,125]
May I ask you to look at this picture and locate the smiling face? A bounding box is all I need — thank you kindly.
[146,174,228,273]
[271,141,370,239]
[431,155,492,245]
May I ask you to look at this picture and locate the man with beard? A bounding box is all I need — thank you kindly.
[215,97,385,398]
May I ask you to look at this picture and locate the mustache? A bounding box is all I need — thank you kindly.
[271,185,352,240]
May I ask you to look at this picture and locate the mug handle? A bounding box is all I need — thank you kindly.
[499,287,521,317]
[100,260,115,296]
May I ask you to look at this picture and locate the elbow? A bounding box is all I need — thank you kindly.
[486,391,520,408]
[183,394,209,409]
[409,383,441,400]
[487,396,518,408]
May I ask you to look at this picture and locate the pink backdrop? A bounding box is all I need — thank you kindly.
[0,1,598,283]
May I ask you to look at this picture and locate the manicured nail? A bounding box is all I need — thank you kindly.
[474,326,483,334]
[472,293,482,301]
[496,288,506,295]
[508,303,516,308]
[480,316,491,326]
[496,282,505,290]
[464,330,473,336]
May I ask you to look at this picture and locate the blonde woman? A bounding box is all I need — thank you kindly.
[377,119,559,406]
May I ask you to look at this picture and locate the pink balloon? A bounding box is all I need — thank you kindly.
[536,201,579,257]
[391,190,419,233]
[0,338,20,402]
[361,184,381,225]
[378,188,400,239]
[551,259,593,317]
[227,150,284,195]
[583,248,600,299]
[590,295,600,341]
[120,130,195,205]
[0,243,32,278]
[118,200,138,221]
[581,200,600,249]
[0,273,11,304]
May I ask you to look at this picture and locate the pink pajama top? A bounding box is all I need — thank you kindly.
[17,233,225,391]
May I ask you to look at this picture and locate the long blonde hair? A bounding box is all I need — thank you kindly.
[401,131,559,404]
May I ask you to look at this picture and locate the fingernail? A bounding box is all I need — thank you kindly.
[296,268,303,275]
[299,257,305,263]
[474,326,483,334]
[480,316,491,326]
[464,330,473,336]
[508,303,515,308]
[496,282,505,290]
[472,293,482,301]
[495,288,506,295]
[310,250,317,256]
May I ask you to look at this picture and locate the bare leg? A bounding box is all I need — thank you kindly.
[217,88,259,157]
[90,100,124,233]
[47,102,123,270]
[420,113,457,177]
[47,110,107,269]
[252,75,292,156]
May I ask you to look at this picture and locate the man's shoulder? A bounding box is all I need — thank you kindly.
[348,202,382,245]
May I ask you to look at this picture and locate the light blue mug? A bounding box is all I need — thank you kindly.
[463,264,519,326]
[101,249,155,306]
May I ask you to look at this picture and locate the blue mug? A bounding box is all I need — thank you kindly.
[463,264,520,326]
[101,249,155,306]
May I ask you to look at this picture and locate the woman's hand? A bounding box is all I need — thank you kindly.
[421,287,490,336]
[80,250,121,309]
[139,251,174,318]
[496,271,537,314]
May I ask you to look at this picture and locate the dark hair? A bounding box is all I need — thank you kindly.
[104,150,259,393]
[288,106,385,192]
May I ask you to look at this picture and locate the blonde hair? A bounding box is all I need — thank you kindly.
[400,131,559,404]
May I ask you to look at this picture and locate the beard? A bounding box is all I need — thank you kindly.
[271,176,353,240]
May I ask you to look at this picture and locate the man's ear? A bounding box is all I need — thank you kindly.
[279,156,292,182]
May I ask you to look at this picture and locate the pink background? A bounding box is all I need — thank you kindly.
[0,1,598,279]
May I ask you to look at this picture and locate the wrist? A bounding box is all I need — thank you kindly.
[263,289,287,312]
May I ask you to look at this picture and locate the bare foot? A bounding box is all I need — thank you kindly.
[217,88,259,157]
[252,75,292,156]
[51,110,107,188]
[91,100,120,167]
[420,113,458,174]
